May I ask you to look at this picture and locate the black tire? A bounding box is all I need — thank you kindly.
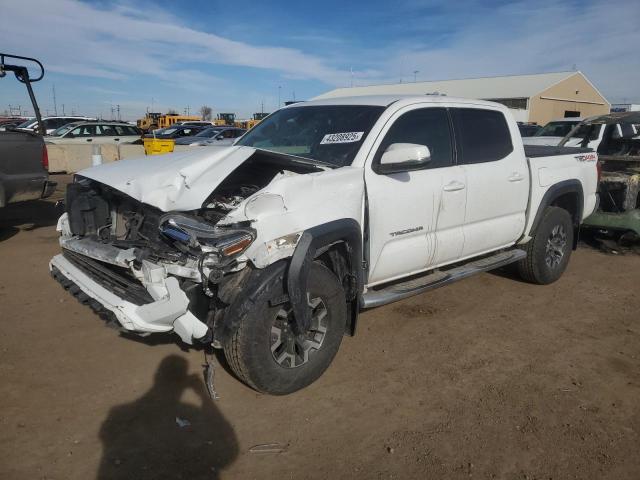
[518,206,574,285]
[223,262,347,395]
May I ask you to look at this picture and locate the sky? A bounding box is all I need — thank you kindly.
[1,0,638,120]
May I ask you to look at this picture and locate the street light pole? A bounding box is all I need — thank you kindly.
[278,86,282,109]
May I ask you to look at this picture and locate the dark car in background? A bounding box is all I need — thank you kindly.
[0,53,56,208]
[16,116,95,135]
[143,125,206,139]
[0,129,55,208]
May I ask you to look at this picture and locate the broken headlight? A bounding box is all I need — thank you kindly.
[159,213,254,257]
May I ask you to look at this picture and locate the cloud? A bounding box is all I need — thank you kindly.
[367,0,640,102]
[1,0,637,116]
[0,0,357,86]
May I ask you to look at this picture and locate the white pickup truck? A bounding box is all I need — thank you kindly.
[50,95,599,394]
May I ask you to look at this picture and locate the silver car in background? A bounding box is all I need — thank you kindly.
[174,126,246,146]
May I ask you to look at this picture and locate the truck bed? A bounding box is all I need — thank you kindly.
[524,145,593,158]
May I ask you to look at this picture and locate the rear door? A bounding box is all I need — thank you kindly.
[364,104,466,286]
[450,107,529,258]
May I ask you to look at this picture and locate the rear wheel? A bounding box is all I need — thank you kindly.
[223,262,347,395]
[518,206,574,284]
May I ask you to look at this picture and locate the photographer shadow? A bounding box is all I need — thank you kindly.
[98,354,238,480]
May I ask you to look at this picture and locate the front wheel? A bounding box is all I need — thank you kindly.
[518,206,574,285]
[223,262,347,395]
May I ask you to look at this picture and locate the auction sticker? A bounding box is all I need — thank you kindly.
[320,132,364,144]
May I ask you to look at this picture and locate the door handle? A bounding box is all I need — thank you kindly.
[508,173,524,182]
[114,138,120,141]
[86,138,92,142]
[443,181,466,192]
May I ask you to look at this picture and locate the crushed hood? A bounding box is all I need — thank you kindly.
[78,146,256,211]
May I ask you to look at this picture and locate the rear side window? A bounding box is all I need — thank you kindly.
[376,107,453,169]
[451,108,513,164]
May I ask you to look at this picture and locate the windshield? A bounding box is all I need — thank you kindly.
[157,127,178,135]
[568,124,602,140]
[51,124,76,137]
[236,105,385,167]
[535,121,578,137]
[195,127,221,138]
[17,119,35,128]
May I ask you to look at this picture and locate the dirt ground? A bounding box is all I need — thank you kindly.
[1,175,639,480]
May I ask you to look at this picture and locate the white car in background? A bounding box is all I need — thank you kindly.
[559,113,640,151]
[16,116,95,135]
[522,118,583,146]
[46,121,143,145]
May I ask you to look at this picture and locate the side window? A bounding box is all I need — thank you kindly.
[126,126,140,135]
[102,125,117,136]
[451,108,513,164]
[114,126,127,135]
[70,127,82,137]
[375,107,453,169]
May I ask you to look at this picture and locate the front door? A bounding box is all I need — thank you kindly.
[364,105,466,286]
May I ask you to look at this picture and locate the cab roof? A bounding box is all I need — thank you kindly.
[289,94,505,110]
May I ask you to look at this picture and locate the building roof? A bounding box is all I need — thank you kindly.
[314,71,582,101]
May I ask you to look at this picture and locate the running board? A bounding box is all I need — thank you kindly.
[361,249,526,309]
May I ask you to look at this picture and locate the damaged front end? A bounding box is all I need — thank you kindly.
[49,148,327,345]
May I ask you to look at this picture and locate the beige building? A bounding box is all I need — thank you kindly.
[315,71,610,126]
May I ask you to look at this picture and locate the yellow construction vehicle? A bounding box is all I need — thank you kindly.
[136,113,202,132]
[213,113,236,126]
[157,114,201,128]
[235,112,270,130]
[137,112,162,132]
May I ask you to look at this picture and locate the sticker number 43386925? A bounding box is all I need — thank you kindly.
[320,132,364,144]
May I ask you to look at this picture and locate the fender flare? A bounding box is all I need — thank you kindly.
[529,179,584,248]
[287,218,363,335]
[211,219,364,345]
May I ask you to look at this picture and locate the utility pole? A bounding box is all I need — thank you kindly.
[52,84,58,115]
[278,86,282,108]
[116,104,121,121]
[62,104,65,115]
[413,70,419,82]
[350,67,354,87]
[110,105,115,120]
[261,100,264,114]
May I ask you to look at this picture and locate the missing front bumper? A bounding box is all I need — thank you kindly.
[49,253,209,344]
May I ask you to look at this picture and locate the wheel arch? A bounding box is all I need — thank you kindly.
[530,180,584,249]
[287,218,363,337]
[211,219,364,346]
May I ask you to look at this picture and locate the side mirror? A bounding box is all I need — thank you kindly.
[379,143,431,174]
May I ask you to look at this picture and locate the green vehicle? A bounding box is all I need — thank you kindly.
[564,112,640,239]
